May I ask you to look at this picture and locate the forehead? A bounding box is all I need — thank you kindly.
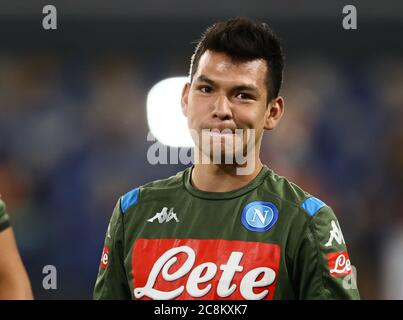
[194,50,267,89]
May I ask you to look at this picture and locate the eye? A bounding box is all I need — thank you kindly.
[236,92,254,100]
[198,85,213,93]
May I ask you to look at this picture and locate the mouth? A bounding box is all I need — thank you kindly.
[208,131,236,136]
[204,127,240,135]
[202,129,245,143]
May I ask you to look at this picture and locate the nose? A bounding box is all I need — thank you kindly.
[212,95,232,121]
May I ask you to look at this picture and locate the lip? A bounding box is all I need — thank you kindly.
[204,127,239,134]
[207,131,236,137]
[202,130,245,140]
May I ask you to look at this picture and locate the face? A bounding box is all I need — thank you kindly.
[182,50,284,164]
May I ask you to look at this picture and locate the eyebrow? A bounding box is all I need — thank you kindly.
[195,75,215,86]
[195,75,260,94]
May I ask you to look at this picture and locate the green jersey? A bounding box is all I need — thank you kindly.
[0,198,11,232]
[94,165,360,300]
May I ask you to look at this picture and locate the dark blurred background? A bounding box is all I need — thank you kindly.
[0,0,402,299]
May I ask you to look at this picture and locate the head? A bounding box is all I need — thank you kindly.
[181,17,285,165]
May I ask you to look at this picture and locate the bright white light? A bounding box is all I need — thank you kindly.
[146,77,195,147]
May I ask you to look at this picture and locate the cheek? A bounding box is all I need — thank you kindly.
[236,108,262,129]
[187,94,210,120]
[185,98,202,128]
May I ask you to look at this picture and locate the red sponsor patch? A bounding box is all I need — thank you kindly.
[327,252,352,277]
[100,245,109,269]
[132,238,280,300]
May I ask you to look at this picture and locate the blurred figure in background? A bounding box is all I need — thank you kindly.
[0,197,33,299]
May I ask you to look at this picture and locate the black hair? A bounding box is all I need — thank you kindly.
[189,17,284,101]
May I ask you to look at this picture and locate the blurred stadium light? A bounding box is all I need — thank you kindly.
[147,76,194,147]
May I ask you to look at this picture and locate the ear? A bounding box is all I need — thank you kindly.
[264,96,285,130]
[181,82,190,117]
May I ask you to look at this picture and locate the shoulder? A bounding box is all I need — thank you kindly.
[262,168,334,221]
[118,168,188,214]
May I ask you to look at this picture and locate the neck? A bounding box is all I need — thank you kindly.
[191,159,264,193]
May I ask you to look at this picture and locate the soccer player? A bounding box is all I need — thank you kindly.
[0,197,33,299]
[94,17,360,300]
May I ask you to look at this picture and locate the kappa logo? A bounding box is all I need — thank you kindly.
[325,220,345,247]
[148,207,179,223]
[241,201,278,232]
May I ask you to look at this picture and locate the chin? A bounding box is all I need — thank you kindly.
[207,144,248,165]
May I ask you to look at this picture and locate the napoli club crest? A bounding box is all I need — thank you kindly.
[241,201,278,232]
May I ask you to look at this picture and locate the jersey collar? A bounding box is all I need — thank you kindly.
[183,165,271,200]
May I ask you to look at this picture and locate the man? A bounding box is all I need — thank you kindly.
[0,197,33,299]
[94,17,360,299]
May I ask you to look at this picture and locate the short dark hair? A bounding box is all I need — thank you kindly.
[189,17,284,101]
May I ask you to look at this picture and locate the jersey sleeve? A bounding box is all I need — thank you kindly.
[93,200,131,299]
[0,198,11,232]
[293,205,360,299]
